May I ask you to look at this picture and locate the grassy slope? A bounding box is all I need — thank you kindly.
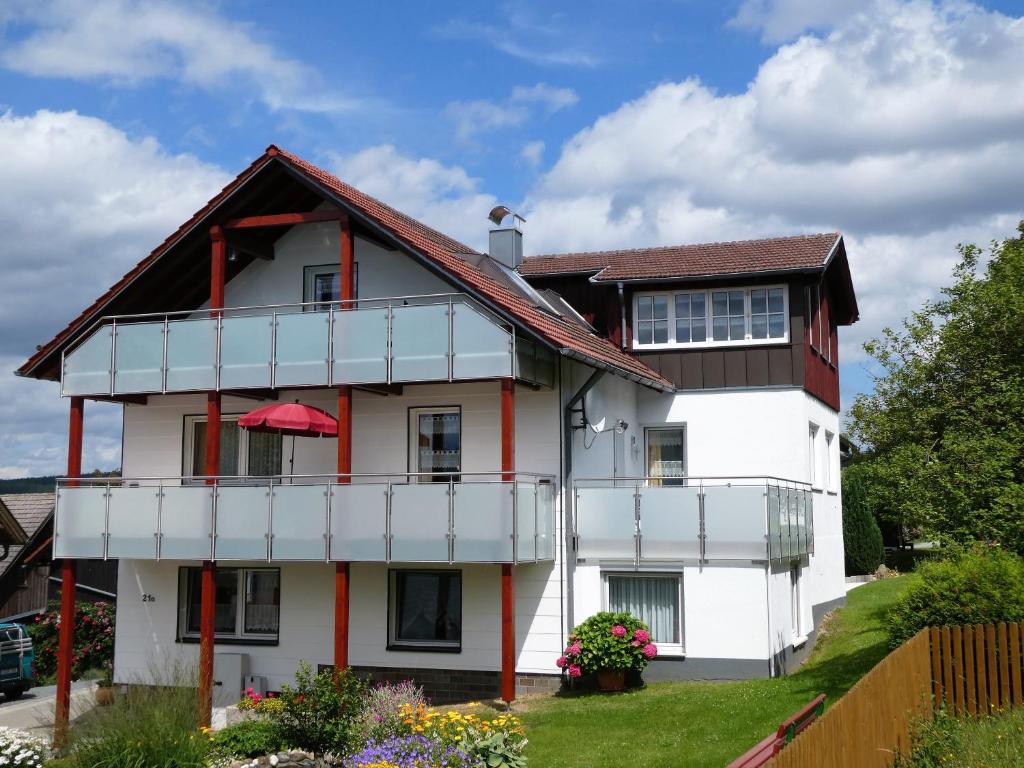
[896,708,1024,767]
[519,577,909,768]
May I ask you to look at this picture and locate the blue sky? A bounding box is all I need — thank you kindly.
[1,0,1023,476]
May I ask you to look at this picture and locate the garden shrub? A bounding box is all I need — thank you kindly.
[558,611,657,676]
[0,726,47,767]
[887,545,1024,648]
[210,718,284,759]
[237,686,285,716]
[842,469,885,575]
[28,599,114,680]
[276,662,367,756]
[346,734,472,768]
[398,702,527,768]
[358,679,427,744]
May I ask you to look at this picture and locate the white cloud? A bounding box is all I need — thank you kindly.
[0,109,231,476]
[730,0,867,42]
[445,83,578,141]
[433,17,600,67]
[0,0,360,113]
[521,140,545,167]
[329,145,497,251]
[523,0,1024,367]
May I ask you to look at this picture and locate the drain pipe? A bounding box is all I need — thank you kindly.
[617,282,627,351]
[563,367,606,634]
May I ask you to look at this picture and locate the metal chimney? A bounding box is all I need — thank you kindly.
[488,205,525,270]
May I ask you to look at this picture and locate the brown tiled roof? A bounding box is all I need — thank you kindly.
[519,233,842,282]
[0,494,54,577]
[19,147,673,391]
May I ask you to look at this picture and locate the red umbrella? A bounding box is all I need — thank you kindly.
[239,402,338,477]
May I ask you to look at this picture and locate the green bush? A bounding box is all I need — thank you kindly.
[887,545,1024,648]
[210,718,284,759]
[560,612,656,676]
[29,600,114,680]
[276,662,367,756]
[63,666,212,768]
[842,468,885,576]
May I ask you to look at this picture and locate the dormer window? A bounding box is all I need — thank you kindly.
[633,285,789,350]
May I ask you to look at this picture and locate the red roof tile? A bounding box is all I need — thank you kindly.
[19,146,673,391]
[519,233,842,281]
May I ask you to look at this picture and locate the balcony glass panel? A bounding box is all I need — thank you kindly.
[220,316,273,390]
[767,486,783,561]
[639,485,701,560]
[215,485,270,560]
[54,486,107,558]
[165,318,217,391]
[274,311,329,387]
[794,491,807,557]
[452,482,512,562]
[575,487,636,561]
[804,490,814,554]
[537,482,555,560]
[106,486,159,558]
[781,488,795,559]
[332,308,388,384]
[451,302,511,380]
[270,484,327,560]
[515,482,537,562]
[391,304,449,382]
[113,322,165,394]
[702,485,767,560]
[159,486,213,559]
[63,326,112,396]
[330,483,388,561]
[390,483,449,562]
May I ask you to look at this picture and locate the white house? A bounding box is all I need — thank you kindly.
[18,146,857,722]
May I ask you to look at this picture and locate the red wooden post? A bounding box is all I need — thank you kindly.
[198,226,226,726]
[334,214,354,678]
[54,397,83,748]
[501,378,516,702]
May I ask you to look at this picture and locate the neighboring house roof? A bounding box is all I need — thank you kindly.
[0,494,53,578]
[519,233,842,281]
[17,146,673,391]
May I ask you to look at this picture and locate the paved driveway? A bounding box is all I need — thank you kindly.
[0,680,96,741]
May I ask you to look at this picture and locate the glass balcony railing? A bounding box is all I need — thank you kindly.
[54,472,556,565]
[573,477,813,566]
[61,294,557,397]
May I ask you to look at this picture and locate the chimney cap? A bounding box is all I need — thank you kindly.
[488,205,526,227]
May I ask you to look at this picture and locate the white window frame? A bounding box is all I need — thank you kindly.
[303,262,358,309]
[632,285,790,351]
[824,431,835,493]
[408,406,462,482]
[177,566,280,643]
[790,564,805,644]
[602,570,684,656]
[644,426,687,486]
[182,414,282,478]
[387,568,463,651]
[808,422,820,489]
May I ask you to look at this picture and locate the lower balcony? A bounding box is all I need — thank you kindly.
[55,472,555,565]
[573,476,812,566]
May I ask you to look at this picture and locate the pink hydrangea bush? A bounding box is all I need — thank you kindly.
[556,611,657,678]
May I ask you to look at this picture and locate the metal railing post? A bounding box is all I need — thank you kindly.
[386,303,393,385]
[210,479,218,561]
[698,480,706,563]
[214,315,223,392]
[385,480,393,563]
[533,482,539,564]
[102,482,111,560]
[271,312,278,389]
[448,477,455,565]
[161,316,169,394]
[267,477,275,561]
[633,482,642,570]
[324,482,331,563]
[108,318,117,396]
[447,298,454,382]
[156,481,164,561]
[511,476,518,566]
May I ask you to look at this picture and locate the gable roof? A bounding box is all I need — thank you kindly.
[0,494,52,578]
[18,147,673,391]
[519,233,842,282]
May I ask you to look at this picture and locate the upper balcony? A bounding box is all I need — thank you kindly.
[573,476,813,566]
[54,472,555,565]
[60,293,557,398]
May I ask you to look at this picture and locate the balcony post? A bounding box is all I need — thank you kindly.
[54,396,83,748]
[500,378,516,702]
[334,214,354,678]
[198,226,226,727]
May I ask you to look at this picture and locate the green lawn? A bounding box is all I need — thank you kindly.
[895,709,1024,767]
[518,577,909,768]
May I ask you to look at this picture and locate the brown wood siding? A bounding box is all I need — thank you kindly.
[0,567,48,620]
[803,280,841,411]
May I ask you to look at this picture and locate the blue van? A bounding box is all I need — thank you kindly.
[0,624,34,699]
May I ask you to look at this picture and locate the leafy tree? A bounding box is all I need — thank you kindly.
[842,464,885,575]
[850,223,1024,552]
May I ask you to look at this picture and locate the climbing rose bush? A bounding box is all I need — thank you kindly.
[29,599,114,679]
[0,726,48,767]
[557,611,657,675]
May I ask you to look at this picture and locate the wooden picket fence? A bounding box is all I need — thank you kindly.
[762,622,1024,768]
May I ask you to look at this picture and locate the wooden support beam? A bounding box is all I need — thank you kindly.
[352,383,403,397]
[210,226,226,312]
[224,209,347,230]
[334,562,350,676]
[225,230,275,260]
[197,560,216,725]
[335,216,355,682]
[90,394,149,405]
[220,389,279,402]
[500,379,516,703]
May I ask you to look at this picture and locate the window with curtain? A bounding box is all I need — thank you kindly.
[181,567,280,642]
[411,409,461,482]
[646,428,685,486]
[303,263,358,311]
[388,570,462,650]
[606,573,682,646]
[190,420,240,477]
[186,417,281,478]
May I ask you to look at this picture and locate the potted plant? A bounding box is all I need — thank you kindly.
[95,665,115,706]
[556,611,658,691]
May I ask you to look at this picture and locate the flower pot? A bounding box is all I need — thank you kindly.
[95,685,115,706]
[596,669,626,692]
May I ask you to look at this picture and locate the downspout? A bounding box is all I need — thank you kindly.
[563,366,606,635]
[618,282,627,351]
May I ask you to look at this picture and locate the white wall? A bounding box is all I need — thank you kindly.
[804,393,845,609]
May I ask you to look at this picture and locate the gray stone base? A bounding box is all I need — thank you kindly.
[642,656,772,681]
[516,672,561,697]
[351,665,500,704]
[813,594,847,625]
